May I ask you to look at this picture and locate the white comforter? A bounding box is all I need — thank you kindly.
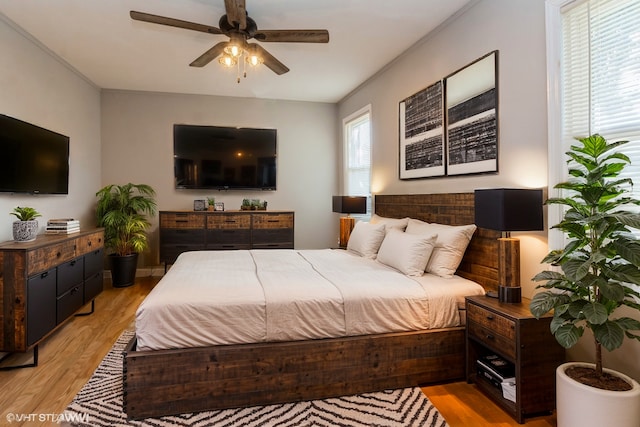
[135,249,484,351]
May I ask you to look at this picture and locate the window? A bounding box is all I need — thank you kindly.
[547,0,640,246]
[343,105,372,213]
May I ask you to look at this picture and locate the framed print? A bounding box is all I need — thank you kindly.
[214,202,225,211]
[193,199,206,211]
[445,51,498,176]
[399,80,445,179]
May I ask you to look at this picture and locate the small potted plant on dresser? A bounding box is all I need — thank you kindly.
[530,135,640,427]
[10,206,41,242]
[96,183,156,287]
[207,197,215,211]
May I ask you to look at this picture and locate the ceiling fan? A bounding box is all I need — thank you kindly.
[130,0,329,78]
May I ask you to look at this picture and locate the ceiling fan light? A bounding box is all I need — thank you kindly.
[218,54,237,67]
[246,54,263,67]
[223,43,242,58]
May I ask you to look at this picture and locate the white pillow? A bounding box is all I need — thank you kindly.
[376,229,437,276]
[405,219,477,278]
[346,221,386,259]
[370,214,409,232]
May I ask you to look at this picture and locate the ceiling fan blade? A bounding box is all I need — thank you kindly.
[130,11,222,35]
[190,42,228,67]
[251,44,289,75]
[254,30,329,43]
[224,0,247,30]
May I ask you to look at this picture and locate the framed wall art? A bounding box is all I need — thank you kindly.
[399,80,445,179]
[445,50,499,176]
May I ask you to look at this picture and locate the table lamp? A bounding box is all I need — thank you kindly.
[474,188,543,303]
[332,196,367,248]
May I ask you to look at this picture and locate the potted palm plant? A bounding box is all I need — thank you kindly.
[530,134,640,427]
[10,206,41,242]
[96,183,156,287]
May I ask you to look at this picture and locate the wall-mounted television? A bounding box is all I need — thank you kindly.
[174,124,277,191]
[0,114,70,195]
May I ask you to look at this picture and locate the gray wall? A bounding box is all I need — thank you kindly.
[100,90,338,266]
[0,16,102,242]
[338,0,549,300]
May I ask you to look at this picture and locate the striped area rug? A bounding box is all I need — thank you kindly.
[65,330,449,427]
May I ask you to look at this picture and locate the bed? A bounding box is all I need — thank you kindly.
[123,193,501,419]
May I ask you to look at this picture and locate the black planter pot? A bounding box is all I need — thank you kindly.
[109,253,139,288]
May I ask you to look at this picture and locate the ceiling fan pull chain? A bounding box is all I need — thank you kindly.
[237,57,241,83]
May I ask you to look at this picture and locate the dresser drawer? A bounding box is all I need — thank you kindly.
[252,213,293,229]
[207,214,251,229]
[161,229,206,244]
[467,320,517,360]
[56,285,83,324]
[57,257,84,297]
[27,240,77,276]
[76,230,104,255]
[84,248,104,278]
[160,212,206,229]
[252,229,294,245]
[467,302,516,341]
[207,229,251,245]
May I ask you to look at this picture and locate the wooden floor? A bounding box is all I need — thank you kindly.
[0,276,556,427]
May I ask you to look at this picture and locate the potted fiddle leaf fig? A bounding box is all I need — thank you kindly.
[96,183,156,287]
[10,206,41,242]
[530,134,640,427]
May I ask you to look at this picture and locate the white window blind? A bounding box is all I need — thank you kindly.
[343,106,371,213]
[561,0,640,209]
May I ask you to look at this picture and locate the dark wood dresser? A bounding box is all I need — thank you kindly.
[159,210,294,265]
[0,229,104,362]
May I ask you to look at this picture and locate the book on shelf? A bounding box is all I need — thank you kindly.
[45,227,80,235]
[476,354,515,387]
[47,218,80,226]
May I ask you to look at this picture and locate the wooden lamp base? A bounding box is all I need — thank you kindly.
[339,216,355,248]
[498,237,521,303]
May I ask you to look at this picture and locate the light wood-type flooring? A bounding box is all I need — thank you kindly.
[0,276,556,426]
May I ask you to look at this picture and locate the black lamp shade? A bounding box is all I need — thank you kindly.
[474,188,543,231]
[332,196,367,214]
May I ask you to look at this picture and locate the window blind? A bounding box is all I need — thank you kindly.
[562,0,640,209]
[344,109,371,213]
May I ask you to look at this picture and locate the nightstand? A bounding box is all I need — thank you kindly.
[465,295,564,423]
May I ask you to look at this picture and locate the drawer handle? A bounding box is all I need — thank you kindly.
[41,271,49,279]
[88,241,92,247]
[486,315,494,320]
[486,334,495,340]
[70,260,76,266]
[225,220,237,223]
[56,252,61,258]
[176,220,189,223]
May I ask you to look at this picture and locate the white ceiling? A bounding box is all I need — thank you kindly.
[0,0,472,103]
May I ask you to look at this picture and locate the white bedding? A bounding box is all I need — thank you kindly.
[135,249,485,351]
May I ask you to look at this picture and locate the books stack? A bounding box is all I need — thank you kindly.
[476,354,516,402]
[46,218,80,235]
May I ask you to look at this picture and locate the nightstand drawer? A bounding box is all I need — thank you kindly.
[467,302,516,340]
[468,320,516,360]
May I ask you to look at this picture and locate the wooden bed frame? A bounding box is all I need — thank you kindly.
[123,193,500,419]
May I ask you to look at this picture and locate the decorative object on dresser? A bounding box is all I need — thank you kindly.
[474,188,543,303]
[10,206,41,242]
[45,218,80,235]
[465,295,564,423]
[159,210,294,268]
[206,197,215,211]
[95,183,157,288]
[332,195,367,248]
[529,135,640,427]
[0,229,104,369]
[193,199,206,211]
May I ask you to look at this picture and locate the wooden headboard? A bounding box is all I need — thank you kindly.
[375,193,500,292]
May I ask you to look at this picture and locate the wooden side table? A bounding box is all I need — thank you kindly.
[465,295,564,423]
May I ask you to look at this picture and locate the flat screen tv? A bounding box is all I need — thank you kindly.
[0,114,70,194]
[174,124,277,191]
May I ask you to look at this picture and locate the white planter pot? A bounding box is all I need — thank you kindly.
[557,362,640,427]
[12,220,39,242]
